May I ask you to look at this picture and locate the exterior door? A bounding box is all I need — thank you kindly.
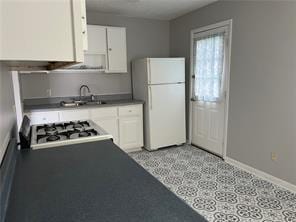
[191,21,232,157]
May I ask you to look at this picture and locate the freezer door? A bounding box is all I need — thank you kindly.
[147,83,186,150]
[148,58,185,84]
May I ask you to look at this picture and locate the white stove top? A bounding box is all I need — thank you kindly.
[31,120,113,149]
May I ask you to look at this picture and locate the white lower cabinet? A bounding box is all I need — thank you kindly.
[93,118,119,146]
[25,104,143,152]
[119,116,143,150]
[90,105,143,152]
[89,107,119,146]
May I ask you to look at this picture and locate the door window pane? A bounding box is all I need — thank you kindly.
[193,32,225,102]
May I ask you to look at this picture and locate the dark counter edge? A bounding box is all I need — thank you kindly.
[0,139,17,222]
[23,99,144,113]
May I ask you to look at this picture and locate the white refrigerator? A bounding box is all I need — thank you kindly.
[132,58,186,151]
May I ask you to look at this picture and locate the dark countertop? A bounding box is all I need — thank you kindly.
[5,140,206,222]
[23,99,144,112]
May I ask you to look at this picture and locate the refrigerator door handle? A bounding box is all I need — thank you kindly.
[149,86,152,110]
[148,60,151,84]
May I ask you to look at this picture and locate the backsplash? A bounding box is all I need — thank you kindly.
[20,72,132,99]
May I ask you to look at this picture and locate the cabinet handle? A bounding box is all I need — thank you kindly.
[82,31,86,34]
[81,16,85,19]
[108,48,112,51]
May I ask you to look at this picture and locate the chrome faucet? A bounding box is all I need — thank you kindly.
[79,85,91,101]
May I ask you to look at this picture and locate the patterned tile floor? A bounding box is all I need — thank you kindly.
[129,145,296,222]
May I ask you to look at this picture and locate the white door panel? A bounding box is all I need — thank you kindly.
[148,58,185,84]
[196,106,207,138]
[147,83,186,150]
[192,101,225,156]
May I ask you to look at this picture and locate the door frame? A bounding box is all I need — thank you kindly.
[188,19,233,159]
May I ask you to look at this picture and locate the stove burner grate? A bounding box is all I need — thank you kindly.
[45,126,56,132]
[65,121,90,129]
[37,123,65,133]
[73,124,83,129]
[46,135,60,142]
[79,131,91,137]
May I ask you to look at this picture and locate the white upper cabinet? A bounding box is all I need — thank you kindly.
[80,0,88,51]
[86,26,107,54]
[0,0,87,71]
[65,25,127,73]
[106,27,127,73]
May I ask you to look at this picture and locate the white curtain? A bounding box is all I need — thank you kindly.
[193,32,225,102]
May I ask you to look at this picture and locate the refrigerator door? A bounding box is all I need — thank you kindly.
[146,83,186,150]
[148,58,185,84]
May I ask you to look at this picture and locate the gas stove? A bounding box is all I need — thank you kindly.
[30,120,113,149]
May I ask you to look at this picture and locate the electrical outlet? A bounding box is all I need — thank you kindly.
[271,152,277,161]
[46,89,51,97]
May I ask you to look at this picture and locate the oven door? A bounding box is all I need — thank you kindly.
[19,115,31,149]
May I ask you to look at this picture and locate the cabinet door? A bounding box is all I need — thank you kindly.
[93,118,119,146]
[119,116,143,150]
[26,111,59,125]
[59,110,90,122]
[0,0,84,63]
[86,25,107,54]
[106,27,127,73]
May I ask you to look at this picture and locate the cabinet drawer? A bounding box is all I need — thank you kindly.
[90,107,117,119]
[118,105,142,117]
[59,109,90,121]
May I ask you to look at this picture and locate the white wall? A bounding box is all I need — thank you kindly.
[170,1,296,185]
[0,62,16,163]
[20,12,170,99]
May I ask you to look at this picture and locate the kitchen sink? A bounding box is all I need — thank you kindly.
[60,100,107,107]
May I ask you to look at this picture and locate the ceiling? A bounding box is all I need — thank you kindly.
[86,0,217,20]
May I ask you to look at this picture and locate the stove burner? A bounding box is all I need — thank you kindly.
[46,135,60,142]
[45,126,56,132]
[79,131,91,137]
[37,123,65,133]
[64,121,90,130]
[74,124,83,129]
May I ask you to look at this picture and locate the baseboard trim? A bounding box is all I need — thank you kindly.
[225,157,296,193]
[125,147,143,153]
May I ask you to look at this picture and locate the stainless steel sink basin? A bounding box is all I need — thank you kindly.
[60,100,106,107]
[85,101,107,105]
